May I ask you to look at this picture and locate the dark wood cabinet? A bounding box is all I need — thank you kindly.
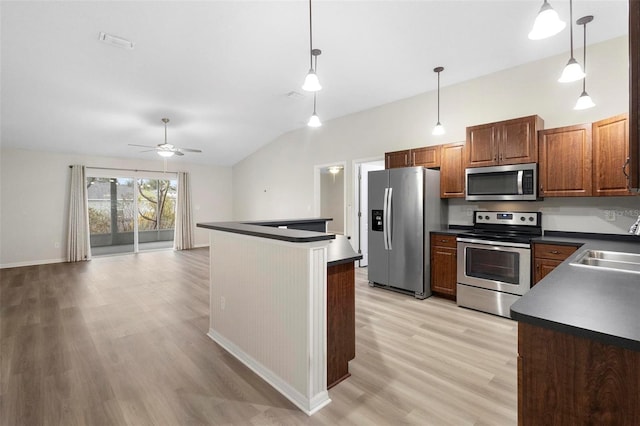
[385,146,440,169]
[532,243,579,285]
[385,149,411,169]
[593,114,633,196]
[440,142,466,198]
[630,0,640,192]
[538,123,593,197]
[326,262,356,389]
[411,145,441,168]
[518,322,640,425]
[466,115,543,168]
[430,233,457,299]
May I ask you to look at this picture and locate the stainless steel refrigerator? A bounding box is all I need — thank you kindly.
[368,167,446,299]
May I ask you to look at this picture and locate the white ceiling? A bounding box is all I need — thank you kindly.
[0,1,629,166]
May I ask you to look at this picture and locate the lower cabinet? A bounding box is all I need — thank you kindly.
[518,323,640,425]
[327,262,356,389]
[430,233,457,299]
[532,243,579,285]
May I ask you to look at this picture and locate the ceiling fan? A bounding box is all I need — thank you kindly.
[129,118,202,158]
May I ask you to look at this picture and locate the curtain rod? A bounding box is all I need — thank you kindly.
[69,165,178,174]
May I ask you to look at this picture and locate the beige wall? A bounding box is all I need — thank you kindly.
[320,170,344,234]
[233,36,639,235]
[0,148,233,267]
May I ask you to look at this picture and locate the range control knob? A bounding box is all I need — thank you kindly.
[485,215,490,220]
[520,217,526,221]
[529,216,535,222]
[477,215,483,221]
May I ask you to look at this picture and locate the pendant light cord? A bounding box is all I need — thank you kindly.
[582,22,587,92]
[437,71,441,122]
[569,0,574,58]
[313,93,317,114]
[309,0,313,69]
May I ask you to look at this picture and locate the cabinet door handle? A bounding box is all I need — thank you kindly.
[405,153,408,165]
[536,263,540,270]
[623,157,631,191]
[549,250,560,255]
[412,152,416,166]
[440,239,448,243]
[499,153,503,162]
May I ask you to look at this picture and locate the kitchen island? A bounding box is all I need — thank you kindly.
[196,219,361,415]
[511,235,640,424]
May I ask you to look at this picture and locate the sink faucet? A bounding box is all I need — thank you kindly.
[630,215,640,235]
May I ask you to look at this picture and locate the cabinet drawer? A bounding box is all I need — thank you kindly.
[533,243,579,261]
[431,233,457,248]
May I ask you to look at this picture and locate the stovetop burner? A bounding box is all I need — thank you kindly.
[460,210,542,243]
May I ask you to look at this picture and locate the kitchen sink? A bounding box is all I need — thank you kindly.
[571,250,640,274]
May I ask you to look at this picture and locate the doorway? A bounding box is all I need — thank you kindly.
[86,172,177,256]
[353,159,384,267]
[314,162,347,235]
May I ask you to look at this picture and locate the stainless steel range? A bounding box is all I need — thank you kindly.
[456,211,542,317]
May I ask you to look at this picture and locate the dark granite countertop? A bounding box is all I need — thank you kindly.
[327,235,362,267]
[197,220,335,243]
[430,225,474,236]
[196,219,361,267]
[511,233,640,352]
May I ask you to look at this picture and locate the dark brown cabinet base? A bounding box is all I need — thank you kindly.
[327,262,356,389]
[518,323,640,425]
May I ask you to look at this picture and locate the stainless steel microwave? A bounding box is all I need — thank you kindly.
[465,163,538,201]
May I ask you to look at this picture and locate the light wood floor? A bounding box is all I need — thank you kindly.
[0,249,517,425]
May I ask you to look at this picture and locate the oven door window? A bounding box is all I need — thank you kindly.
[465,247,520,284]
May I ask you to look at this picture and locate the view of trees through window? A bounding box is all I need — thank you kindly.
[87,177,177,235]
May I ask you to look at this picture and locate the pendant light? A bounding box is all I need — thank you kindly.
[308,93,322,127]
[302,0,321,92]
[558,0,585,83]
[528,0,566,40]
[432,66,445,136]
[574,15,595,110]
[307,49,322,127]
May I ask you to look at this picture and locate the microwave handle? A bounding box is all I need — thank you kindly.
[517,170,523,195]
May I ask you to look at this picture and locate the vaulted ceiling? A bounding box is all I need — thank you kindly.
[1,1,629,166]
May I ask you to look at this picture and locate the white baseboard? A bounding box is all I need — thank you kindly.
[0,257,67,269]
[192,243,209,249]
[207,329,330,416]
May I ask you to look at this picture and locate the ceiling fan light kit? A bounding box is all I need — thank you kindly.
[128,118,202,158]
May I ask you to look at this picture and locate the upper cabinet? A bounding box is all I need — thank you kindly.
[440,142,466,198]
[538,123,593,197]
[466,115,544,168]
[629,0,640,192]
[385,146,440,169]
[592,114,632,196]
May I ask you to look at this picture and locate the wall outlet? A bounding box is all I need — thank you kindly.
[220,296,226,310]
[604,210,617,222]
[465,208,473,217]
[54,242,60,248]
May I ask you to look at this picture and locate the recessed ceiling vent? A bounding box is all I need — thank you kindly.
[98,32,134,50]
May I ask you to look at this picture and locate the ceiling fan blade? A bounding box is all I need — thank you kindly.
[128,143,157,148]
[139,149,156,153]
[178,148,202,153]
[174,151,185,156]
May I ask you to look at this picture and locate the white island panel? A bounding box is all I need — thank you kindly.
[207,230,330,415]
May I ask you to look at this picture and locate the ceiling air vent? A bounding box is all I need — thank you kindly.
[98,32,134,50]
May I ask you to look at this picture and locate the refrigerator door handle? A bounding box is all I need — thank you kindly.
[387,187,393,250]
[383,188,389,250]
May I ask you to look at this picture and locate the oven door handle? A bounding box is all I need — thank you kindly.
[456,237,531,249]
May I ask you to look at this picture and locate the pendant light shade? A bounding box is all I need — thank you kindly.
[559,58,585,82]
[558,0,584,83]
[432,66,445,136]
[574,15,595,110]
[528,0,566,40]
[574,91,595,110]
[302,69,321,92]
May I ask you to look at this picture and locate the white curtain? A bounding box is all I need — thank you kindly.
[174,171,194,250]
[67,165,91,262]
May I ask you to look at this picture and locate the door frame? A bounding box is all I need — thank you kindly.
[313,160,348,235]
